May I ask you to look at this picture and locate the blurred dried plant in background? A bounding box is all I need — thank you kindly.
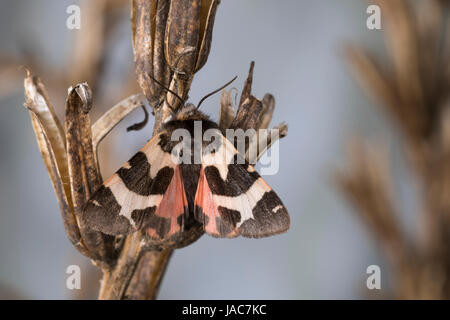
[1,0,138,112]
[337,0,450,298]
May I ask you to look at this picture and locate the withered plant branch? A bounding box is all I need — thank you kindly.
[23,72,67,176]
[91,93,147,162]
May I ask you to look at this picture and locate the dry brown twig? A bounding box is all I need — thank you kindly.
[337,0,450,298]
[21,0,287,299]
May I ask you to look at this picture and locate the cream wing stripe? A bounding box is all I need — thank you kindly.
[212,178,271,228]
[108,174,163,228]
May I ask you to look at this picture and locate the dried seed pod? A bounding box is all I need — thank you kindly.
[219,89,235,131]
[239,61,255,108]
[165,0,220,75]
[257,93,275,130]
[165,0,200,76]
[23,71,90,257]
[195,0,220,71]
[65,84,116,264]
[132,0,159,106]
[230,96,263,132]
[132,0,221,107]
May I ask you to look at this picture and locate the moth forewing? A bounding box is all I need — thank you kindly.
[82,107,289,245]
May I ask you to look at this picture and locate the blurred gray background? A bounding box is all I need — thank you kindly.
[0,0,413,299]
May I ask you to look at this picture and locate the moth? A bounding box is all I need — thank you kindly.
[82,101,289,242]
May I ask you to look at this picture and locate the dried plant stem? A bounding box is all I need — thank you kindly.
[97,234,173,300]
[97,231,173,300]
[124,249,173,300]
[98,233,141,299]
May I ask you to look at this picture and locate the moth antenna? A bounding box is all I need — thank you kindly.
[196,76,238,110]
[148,73,184,105]
[126,104,149,132]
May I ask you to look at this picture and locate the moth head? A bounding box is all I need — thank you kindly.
[173,103,209,121]
[162,76,238,124]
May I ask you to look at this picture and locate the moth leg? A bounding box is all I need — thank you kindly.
[65,83,116,266]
